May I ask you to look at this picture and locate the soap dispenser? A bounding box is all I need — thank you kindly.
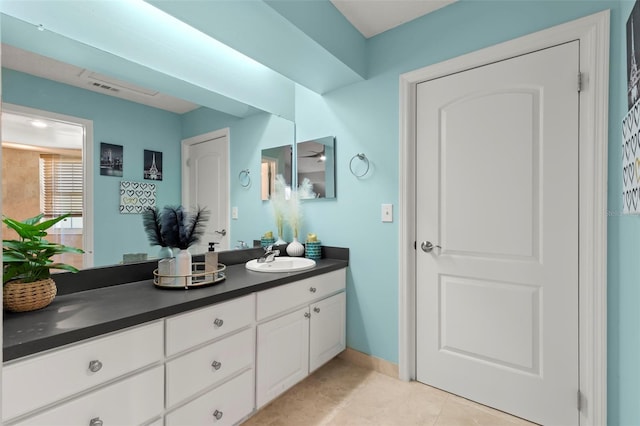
[205,242,219,281]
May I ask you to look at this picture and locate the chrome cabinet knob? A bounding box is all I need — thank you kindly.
[89,417,103,426]
[213,410,223,420]
[420,241,441,253]
[213,318,224,327]
[88,360,103,373]
[304,312,311,319]
[313,307,320,313]
[309,287,317,293]
[211,360,222,370]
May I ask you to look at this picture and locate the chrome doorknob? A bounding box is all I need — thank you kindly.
[421,241,441,253]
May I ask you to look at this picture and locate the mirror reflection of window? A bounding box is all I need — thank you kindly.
[1,111,86,270]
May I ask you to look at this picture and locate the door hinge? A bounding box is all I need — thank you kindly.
[577,72,583,92]
[577,389,583,412]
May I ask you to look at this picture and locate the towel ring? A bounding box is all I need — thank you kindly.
[238,169,251,187]
[349,153,369,178]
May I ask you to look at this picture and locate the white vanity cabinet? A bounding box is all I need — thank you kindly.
[255,269,346,408]
[3,266,347,425]
[2,321,164,425]
[164,294,256,426]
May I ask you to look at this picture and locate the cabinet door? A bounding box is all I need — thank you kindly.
[256,306,310,408]
[3,321,164,422]
[256,269,346,321]
[12,366,164,426]
[309,292,346,372]
[166,328,254,408]
[166,294,254,356]
[165,369,254,426]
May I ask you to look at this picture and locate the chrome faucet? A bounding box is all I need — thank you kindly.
[257,245,280,263]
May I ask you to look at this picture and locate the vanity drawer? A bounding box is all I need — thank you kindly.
[166,294,255,356]
[2,321,163,422]
[166,327,254,408]
[12,366,164,426]
[257,269,346,321]
[166,369,254,426]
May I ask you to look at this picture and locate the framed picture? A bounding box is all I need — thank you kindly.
[628,0,640,110]
[100,142,123,177]
[143,149,163,181]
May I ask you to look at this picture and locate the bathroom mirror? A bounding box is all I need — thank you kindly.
[261,145,293,201]
[1,13,296,268]
[297,136,336,199]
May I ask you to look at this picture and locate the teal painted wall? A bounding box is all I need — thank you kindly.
[611,3,638,425]
[2,69,183,266]
[291,2,633,425]
[4,2,640,423]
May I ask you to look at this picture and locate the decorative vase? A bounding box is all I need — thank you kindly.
[174,248,192,287]
[3,278,57,312]
[275,237,287,246]
[286,238,305,257]
[158,246,173,259]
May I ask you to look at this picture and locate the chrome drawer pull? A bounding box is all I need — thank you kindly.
[211,360,222,370]
[313,307,321,313]
[213,410,224,420]
[88,360,103,373]
[213,318,224,327]
[304,312,311,319]
[89,417,103,426]
[309,287,317,293]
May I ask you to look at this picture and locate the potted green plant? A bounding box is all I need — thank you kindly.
[2,213,84,312]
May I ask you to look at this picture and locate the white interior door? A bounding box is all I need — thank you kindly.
[182,131,229,252]
[416,41,579,425]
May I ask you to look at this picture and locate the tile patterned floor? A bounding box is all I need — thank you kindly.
[242,358,537,426]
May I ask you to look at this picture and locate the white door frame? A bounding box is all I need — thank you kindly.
[2,103,95,268]
[399,10,609,426]
[181,127,231,243]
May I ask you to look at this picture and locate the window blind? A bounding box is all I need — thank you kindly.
[39,154,83,217]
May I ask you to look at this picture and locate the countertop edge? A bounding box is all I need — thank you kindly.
[3,259,348,362]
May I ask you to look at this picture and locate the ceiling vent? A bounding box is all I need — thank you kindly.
[79,69,159,97]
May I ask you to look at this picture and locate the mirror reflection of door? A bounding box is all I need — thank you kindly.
[261,145,292,201]
[1,108,92,270]
[182,130,230,253]
[261,158,277,200]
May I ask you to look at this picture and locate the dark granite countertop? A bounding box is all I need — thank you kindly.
[3,247,348,362]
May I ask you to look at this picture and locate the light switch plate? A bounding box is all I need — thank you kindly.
[232,206,238,220]
[382,204,393,222]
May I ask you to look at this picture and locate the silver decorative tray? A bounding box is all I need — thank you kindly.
[153,262,226,289]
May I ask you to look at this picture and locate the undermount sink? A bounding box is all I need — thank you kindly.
[245,257,316,273]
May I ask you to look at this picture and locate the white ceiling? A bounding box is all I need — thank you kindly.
[331,0,456,38]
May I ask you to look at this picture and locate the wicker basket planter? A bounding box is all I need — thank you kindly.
[3,278,57,312]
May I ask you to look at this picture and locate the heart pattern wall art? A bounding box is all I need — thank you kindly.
[120,181,156,214]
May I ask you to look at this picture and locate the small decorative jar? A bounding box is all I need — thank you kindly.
[305,241,322,260]
[261,236,276,248]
